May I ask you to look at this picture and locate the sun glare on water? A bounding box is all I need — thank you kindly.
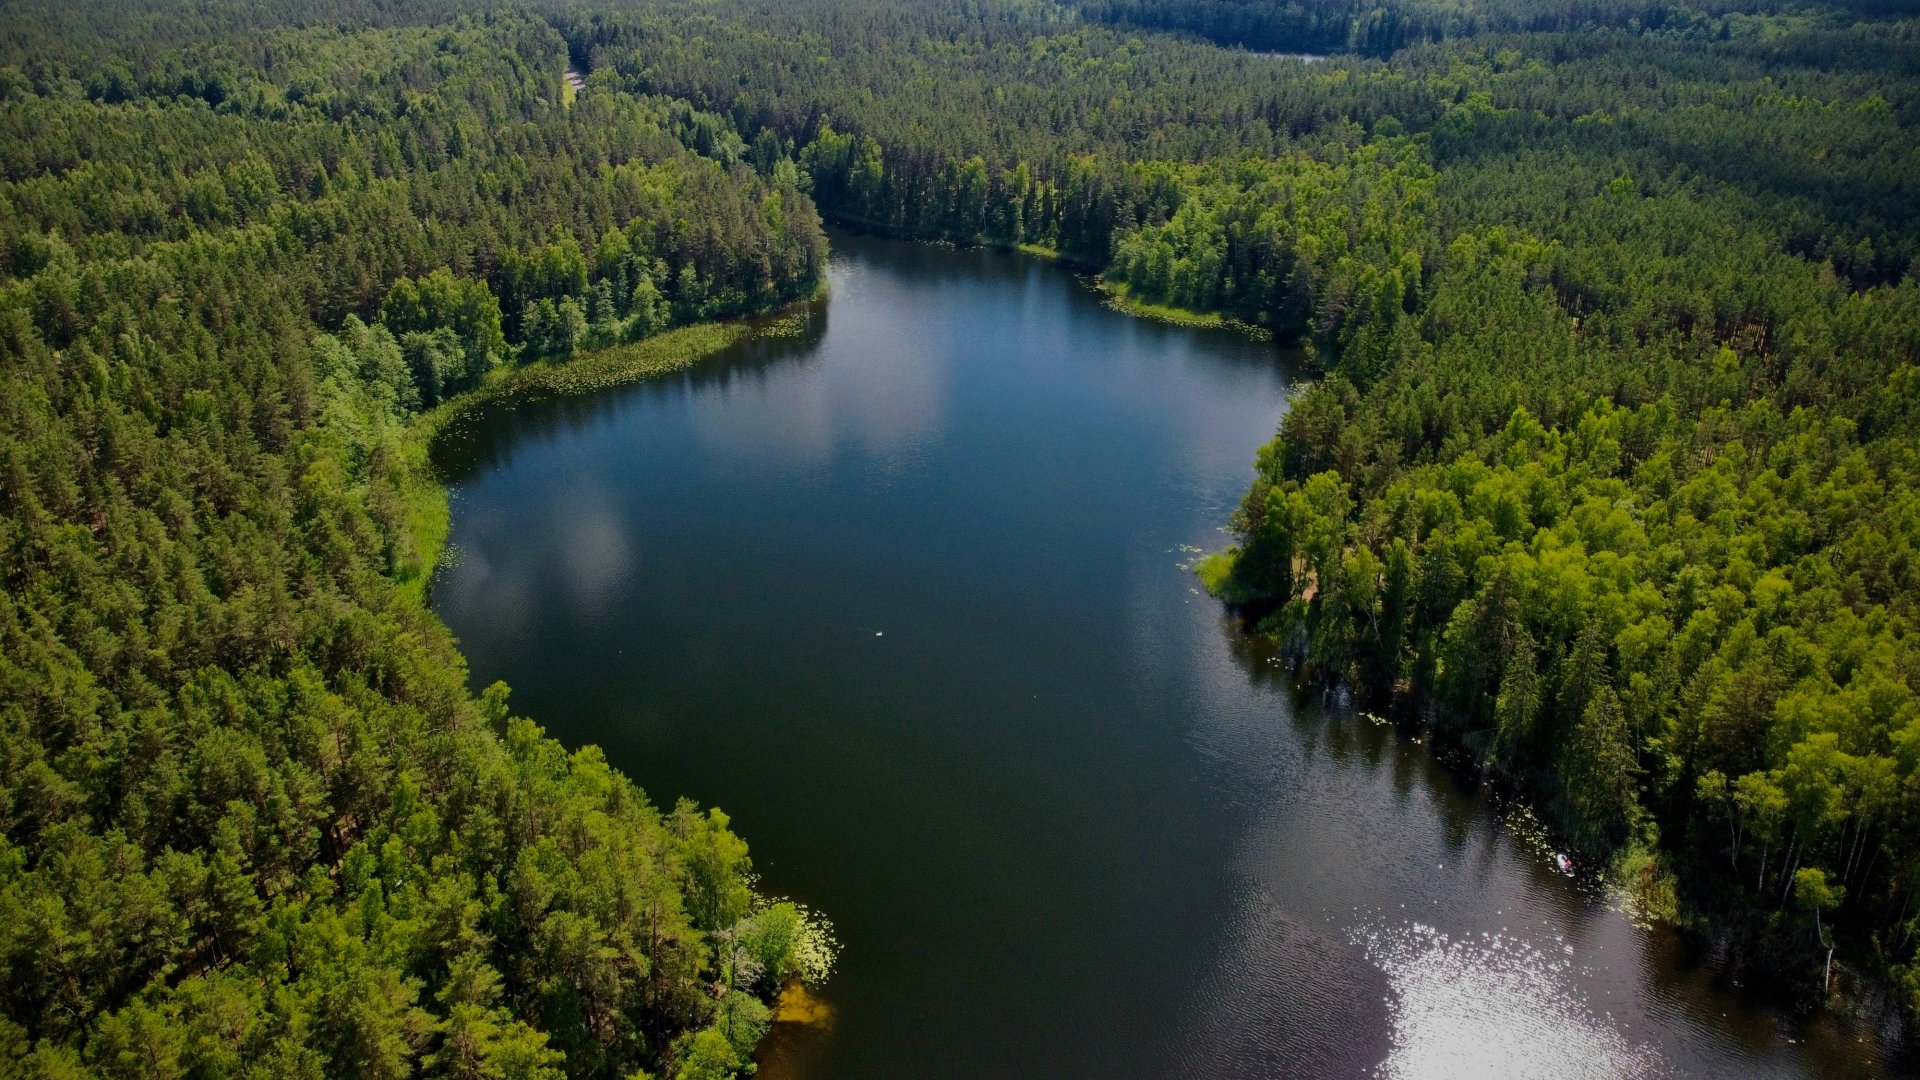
[1352,922,1667,1080]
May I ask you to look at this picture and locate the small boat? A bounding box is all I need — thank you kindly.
[1556,853,1574,876]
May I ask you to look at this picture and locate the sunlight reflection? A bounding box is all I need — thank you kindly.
[1352,921,1667,1079]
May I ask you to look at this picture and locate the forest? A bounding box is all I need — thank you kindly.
[0,0,1917,1075]
[554,0,1920,1023]
[0,4,827,1078]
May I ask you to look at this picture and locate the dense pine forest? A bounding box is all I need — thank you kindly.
[2,0,1918,1074]
[0,3,827,1077]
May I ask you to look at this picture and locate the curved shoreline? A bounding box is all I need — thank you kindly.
[393,297,825,602]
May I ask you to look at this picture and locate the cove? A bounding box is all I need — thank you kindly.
[430,230,1892,1077]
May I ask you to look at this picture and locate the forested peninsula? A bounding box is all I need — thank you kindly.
[1,0,1918,1076]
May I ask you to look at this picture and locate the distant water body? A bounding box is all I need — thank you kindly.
[433,229,1897,1078]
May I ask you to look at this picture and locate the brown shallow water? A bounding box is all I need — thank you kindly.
[433,229,1902,1077]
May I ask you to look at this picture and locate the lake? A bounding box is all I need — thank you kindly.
[432,230,1894,1077]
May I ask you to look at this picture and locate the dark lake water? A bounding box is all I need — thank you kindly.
[433,230,1895,1078]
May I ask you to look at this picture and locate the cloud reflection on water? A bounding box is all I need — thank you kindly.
[689,265,948,474]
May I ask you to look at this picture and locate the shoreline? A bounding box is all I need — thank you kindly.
[390,225,1283,603]
[818,212,1274,340]
[393,296,824,602]
[1194,552,1911,1046]
[1094,279,1273,339]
